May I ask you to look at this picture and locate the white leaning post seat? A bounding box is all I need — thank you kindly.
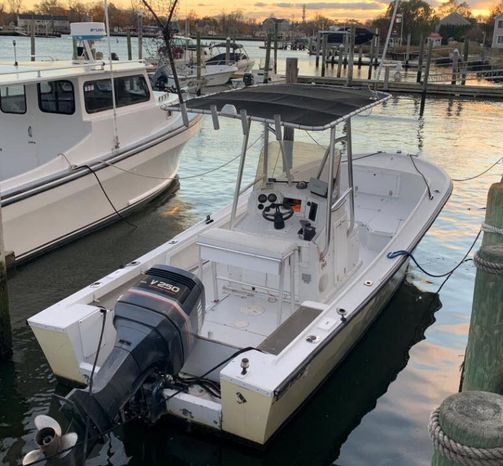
[197,228,298,324]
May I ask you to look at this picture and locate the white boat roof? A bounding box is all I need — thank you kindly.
[0,60,147,86]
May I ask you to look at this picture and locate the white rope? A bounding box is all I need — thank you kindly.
[482,222,503,236]
[428,408,503,466]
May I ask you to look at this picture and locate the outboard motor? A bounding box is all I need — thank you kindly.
[151,65,171,91]
[70,265,204,435]
[23,265,205,464]
[243,72,254,87]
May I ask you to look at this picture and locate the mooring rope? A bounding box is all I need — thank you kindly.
[473,250,503,274]
[386,230,481,278]
[428,408,503,466]
[481,222,503,236]
[452,157,503,182]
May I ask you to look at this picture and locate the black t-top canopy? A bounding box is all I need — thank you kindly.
[170,84,389,130]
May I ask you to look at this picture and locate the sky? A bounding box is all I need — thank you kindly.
[181,0,493,20]
[19,0,494,21]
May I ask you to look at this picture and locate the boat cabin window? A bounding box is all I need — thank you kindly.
[0,85,26,114]
[83,75,150,114]
[37,80,75,115]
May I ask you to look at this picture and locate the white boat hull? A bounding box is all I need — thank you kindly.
[220,261,407,443]
[171,65,238,88]
[2,116,201,262]
[27,149,452,446]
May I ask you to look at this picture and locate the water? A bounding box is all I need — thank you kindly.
[1,36,503,466]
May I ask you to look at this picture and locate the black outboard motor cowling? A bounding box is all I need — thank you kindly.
[67,265,204,439]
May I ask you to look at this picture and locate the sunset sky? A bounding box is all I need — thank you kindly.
[20,0,495,21]
[180,0,493,20]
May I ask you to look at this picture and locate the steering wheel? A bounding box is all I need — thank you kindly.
[262,203,294,230]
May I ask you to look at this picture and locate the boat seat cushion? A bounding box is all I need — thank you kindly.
[197,228,297,275]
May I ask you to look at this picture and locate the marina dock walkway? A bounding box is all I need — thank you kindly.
[297,75,503,99]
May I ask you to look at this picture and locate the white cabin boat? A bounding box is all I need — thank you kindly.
[206,41,255,74]
[0,56,200,263]
[24,84,451,464]
[151,36,238,90]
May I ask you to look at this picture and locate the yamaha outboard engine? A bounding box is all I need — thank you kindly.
[71,265,204,434]
[24,265,205,464]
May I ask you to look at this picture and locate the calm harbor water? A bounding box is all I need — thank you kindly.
[1,36,503,465]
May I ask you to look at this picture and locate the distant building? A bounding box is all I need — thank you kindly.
[492,13,503,49]
[438,11,471,28]
[262,18,289,35]
[17,14,70,35]
[427,32,442,47]
[436,11,471,43]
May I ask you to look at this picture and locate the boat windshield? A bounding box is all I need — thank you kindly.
[254,140,328,187]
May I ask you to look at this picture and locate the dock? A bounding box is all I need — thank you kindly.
[297,75,503,99]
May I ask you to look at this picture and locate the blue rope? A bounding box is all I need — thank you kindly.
[387,230,481,278]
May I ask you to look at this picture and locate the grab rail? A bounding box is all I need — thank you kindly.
[331,187,353,212]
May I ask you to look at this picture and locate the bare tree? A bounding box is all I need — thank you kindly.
[7,0,22,14]
[134,0,187,117]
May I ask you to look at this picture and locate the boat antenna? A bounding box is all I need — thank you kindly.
[140,0,189,126]
[103,0,120,150]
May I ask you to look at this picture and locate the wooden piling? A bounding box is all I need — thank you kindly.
[419,39,433,117]
[367,37,374,80]
[461,39,469,85]
[284,57,297,164]
[337,46,343,78]
[431,391,503,466]
[343,34,348,67]
[0,201,12,360]
[126,31,132,61]
[417,34,424,83]
[285,57,298,84]
[451,49,459,85]
[72,37,78,60]
[137,12,143,60]
[405,33,411,69]
[225,36,230,65]
[383,65,390,90]
[462,182,503,393]
[196,33,202,82]
[30,18,35,62]
[346,25,355,86]
[374,29,380,69]
[273,21,278,74]
[264,34,271,83]
[315,32,321,67]
[321,34,327,77]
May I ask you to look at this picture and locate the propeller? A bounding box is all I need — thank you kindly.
[22,415,78,465]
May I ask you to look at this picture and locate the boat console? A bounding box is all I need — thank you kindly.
[236,178,329,245]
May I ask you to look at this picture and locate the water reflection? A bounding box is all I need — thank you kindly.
[112,281,441,466]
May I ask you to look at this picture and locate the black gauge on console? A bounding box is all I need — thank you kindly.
[258,194,267,203]
[268,193,277,203]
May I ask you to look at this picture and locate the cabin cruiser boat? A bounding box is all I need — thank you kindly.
[24,84,451,463]
[0,23,201,263]
[152,36,238,90]
[311,26,374,51]
[205,41,255,74]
